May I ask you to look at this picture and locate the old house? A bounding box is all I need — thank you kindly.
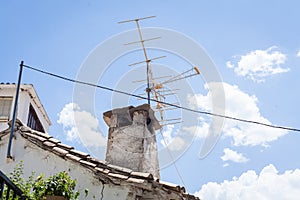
[0,83,199,199]
[0,83,51,133]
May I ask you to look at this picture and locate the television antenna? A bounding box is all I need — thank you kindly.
[119,16,201,127]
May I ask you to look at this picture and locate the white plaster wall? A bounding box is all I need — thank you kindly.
[1,87,15,132]
[0,89,31,132]
[0,123,9,132]
[0,132,130,200]
[18,91,31,124]
[0,87,15,132]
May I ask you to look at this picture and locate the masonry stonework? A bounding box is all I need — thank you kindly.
[103,104,160,178]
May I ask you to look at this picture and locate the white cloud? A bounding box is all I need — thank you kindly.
[160,125,185,151]
[57,103,106,147]
[188,92,212,111]
[297,50,300,57]
[160,124,175,146]
[222,163,229,167]
[226,61,234,69]
[227,46,289,82]
[221,148,249,163]
[186,82,288,146]
[195,164,300,200]
[182,123,209,139]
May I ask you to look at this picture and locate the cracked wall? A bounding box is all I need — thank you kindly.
[104,104,160,178]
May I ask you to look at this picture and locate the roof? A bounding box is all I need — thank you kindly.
[0,83,51,125]
[0,120,199,200]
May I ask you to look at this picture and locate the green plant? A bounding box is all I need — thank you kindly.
[4,161,87,200]
[4,161,35,199]
[32,172,80,200]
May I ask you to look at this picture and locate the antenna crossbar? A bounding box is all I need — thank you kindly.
[160,73,199,85]
[162,68,194,83]
[124,37,161,46]
[129,55,166,66]
[153,107,179,111]
[155,88,180,92]
[153,67,201,88]
[118,16,156,24]
[133,75,171,83]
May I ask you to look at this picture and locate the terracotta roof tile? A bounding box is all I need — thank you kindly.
[48,138,61,144]
[19,126,33,133]
[56,143,74,150]
[130,171,153,180]
[29,129,52,139]
[108,173,128,180]
[159,180,183,193]
[95,167,107,174]
[25,133,47,143]
[127,177,147,184]
[52,147,68,157]
[80,160,97,168]
[107,164,133,175]
[89,157,107,166]
[95,167,110,174]
[66,154,82,162]
[43,141,56,149]
[70,149,89,158]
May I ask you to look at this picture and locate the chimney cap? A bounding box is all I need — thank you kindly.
[103,104,161,130]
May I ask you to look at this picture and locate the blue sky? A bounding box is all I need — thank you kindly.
[1,1,300,199]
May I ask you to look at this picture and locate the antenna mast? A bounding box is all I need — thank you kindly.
[119,16,157,104]
[119,16,201,125]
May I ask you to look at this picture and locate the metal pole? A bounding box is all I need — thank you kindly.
[6,61,24,159]
[135,20,151,104]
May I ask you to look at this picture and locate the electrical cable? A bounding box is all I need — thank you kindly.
[23,64,300,133]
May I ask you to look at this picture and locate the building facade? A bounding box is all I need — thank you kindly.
[0,83,51,133]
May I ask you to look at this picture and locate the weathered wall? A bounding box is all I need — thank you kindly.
[0,132,130,200]
[104,105,160,178]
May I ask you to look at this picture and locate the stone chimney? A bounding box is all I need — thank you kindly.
[103,104,160,178]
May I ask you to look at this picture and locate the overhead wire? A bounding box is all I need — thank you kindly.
[23,64,300,133]
[159,129,186,187]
